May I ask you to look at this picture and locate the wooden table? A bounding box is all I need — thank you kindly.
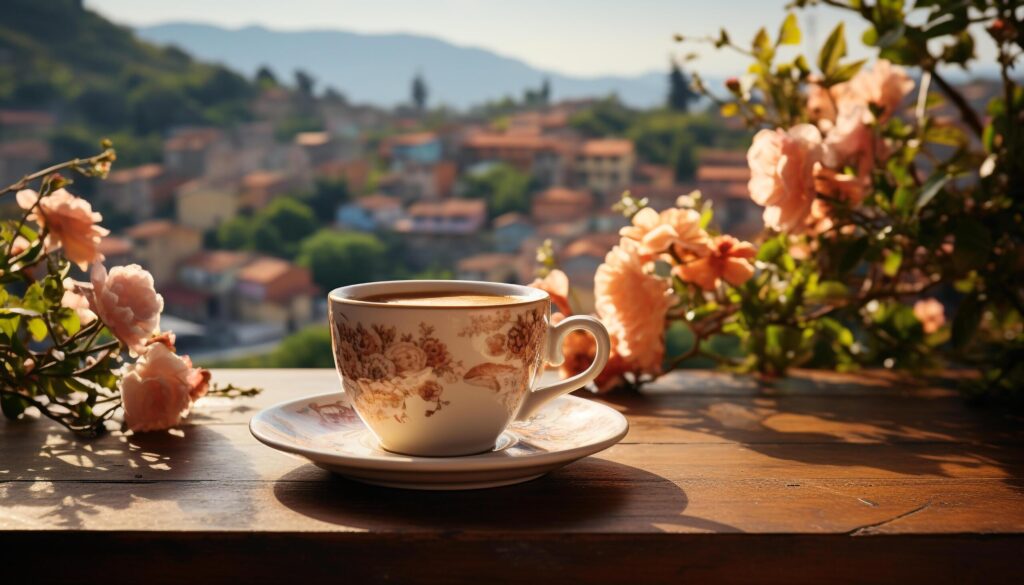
[2,369,1021,584]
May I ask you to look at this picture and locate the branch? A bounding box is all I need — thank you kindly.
[930,69,984,137]
[0,148,115,196]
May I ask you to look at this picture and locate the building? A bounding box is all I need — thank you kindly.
[383,132,443,166]
[575,139,635,202]
[97,236,134,267]
[235,256,318,334]
[98,163,166,221]
[395,199,487,236]
[456,253,520,283]
[0,139,50,185]
[163,128,227,179]
[460,131,569,187]
[0,110,56,141]
[336,194,403,231]
[316,158,370,193]
[492,212,535,253]
[239,170,294,209]
[176,180,239,232]
[294,132,337,166]
[531,187,594,224]
[170,250,255,323]
[695,149,761,238]
[558,233,621,313]
[124,220,202,286]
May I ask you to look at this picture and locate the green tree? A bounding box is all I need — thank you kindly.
[569,96,636,137]
[216,197,317,258]
[255,66,278,89]
[297,230,387,290]
[462,164,532,219]
[411,73,428,111]
[301,178,350,223]
[269,326,335,367]
[668,60,698,112]
[294,69,316,97]
[217,216,255,250]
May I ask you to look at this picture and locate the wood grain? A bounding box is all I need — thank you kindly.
[1,368,1021,584]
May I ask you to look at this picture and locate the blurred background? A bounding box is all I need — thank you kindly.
[0,0,1003,366]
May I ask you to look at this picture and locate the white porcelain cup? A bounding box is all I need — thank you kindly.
[328,280,610,456]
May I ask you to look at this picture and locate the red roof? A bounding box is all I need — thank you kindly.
[697,166,750,182]
[182,250,253,273]
[561,233,621,260]
[0,110,55,126]
[457,253,519,272]
[355,194,401,211]
[462,132,559,151]
[534,187,593,206]
[107,163,164,184]
[165,128,222,151]
[391,132,438,147]
[407,199,486,218]
[98,236,133,257]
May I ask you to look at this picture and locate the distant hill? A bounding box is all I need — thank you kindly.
[0,0,255,164]
[137,23,669,110]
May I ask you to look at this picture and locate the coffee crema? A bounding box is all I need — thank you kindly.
[359,291,525,307]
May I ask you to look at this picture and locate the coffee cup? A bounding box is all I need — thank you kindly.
[328,280,610,456]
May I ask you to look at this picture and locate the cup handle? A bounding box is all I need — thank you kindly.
[515,315,611,421]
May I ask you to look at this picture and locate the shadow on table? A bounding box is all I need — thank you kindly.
[273,458,739,533]
[1,421,256,529]
[598,370,1024,480]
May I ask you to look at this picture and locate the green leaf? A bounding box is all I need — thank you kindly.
[817,23,847,77]
[915,174,949,212]
[699,206,713,229]
[951,294,982,350]
[828,59,867,84]
[839,236,869,274]
[777,13,801,46]
[952,220,991,273]
[27,318,47,342]
[808,281,849,301]
[753,27,774,62]
[756,236,784,263]
[57,307,81,337]
[883,251,902,277]
[1,393,29,420]
[0,313,20,339]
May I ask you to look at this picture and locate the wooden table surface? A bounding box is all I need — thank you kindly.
[2,369,1022,584]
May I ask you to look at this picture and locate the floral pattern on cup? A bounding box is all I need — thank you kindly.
[333,320,464,423]
[458,307,547,415]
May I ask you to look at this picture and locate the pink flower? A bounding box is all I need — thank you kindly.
[824,103,876,178]
[594,238,673,374]
[619,207,708,258]
[91,264,163,355]
[846,59,914,122]
[747,125,825,232]
[913,299,945,334]
[807,81,837,125]
[61,278,96,326]
[120,343,197,432]
[16,188,109,270]
[674,235,757,291]
[529,269,572,315]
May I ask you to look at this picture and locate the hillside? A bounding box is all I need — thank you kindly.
[137,23,668,109]
[0,0,255,163]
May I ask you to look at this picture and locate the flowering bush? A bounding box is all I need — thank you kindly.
[0,143,255,436]
[540,1,1023,397]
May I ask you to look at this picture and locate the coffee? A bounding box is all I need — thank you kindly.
[360,291,523,307]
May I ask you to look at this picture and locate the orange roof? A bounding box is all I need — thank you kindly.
[698,148,748,166]
[107,163,163,184]
[237,256,294,284]
[534,187,593,206]
[561,233,620,260]
[703,181,751,200]
[407,199,486,218]
[391,132,438,147]
[182,250,253,273]
[98,236,132,257]
[580,139,634,157]
[355,194,401,211]
[457,253,519,272]
[125,220,178,240]
[462,132,558,151]
[242,170,288,189]
[295,131,330,146]
[165,128,222,151]
[493,212,530,229]
[697,166,750,182]
[434,160,457,197]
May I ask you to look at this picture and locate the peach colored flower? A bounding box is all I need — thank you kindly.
[594,238,673,374]
[846,59,914,122]
[146,331,177,351]
[91,264,163,356]
[530,269,571,315]
[808,162,869,234]
[807,81,837,125]
[913,298,945,334]
[747,124,825,232]
[61,278,96,326]
[120,343,196,432]
[674,235,757,291]
[824,103,876,178]
[16,188,109,270]
[620,207,708,258]
[10,235,31,257]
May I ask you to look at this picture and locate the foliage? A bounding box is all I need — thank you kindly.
[217,197,318,259]
[300,177,351,222]
[297,230,388,290]
[668,59,699,112]
[411,73,428,111]
[461,163,533,219]
[651,0,1024,396]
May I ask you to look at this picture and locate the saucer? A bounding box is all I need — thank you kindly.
[249,391,628,490]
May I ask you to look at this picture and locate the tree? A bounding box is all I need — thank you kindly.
[297,230,387,290]
[217,216,255,250]
[269,326,335,367]
[569,96,636,137]
[668,60,698,113]
[462,164,532,219]
[301,178,350,223]
[255,66,278,89]
[411,73,428,111]
[216,197,317,258]
[540,77,551,105]
[294,69,316,97]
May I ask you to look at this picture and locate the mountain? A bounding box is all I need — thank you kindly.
[137,23,668,110]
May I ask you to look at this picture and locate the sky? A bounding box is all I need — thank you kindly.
[85,0,879,78]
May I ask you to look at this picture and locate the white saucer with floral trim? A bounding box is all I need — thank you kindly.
[250,391,628,490]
